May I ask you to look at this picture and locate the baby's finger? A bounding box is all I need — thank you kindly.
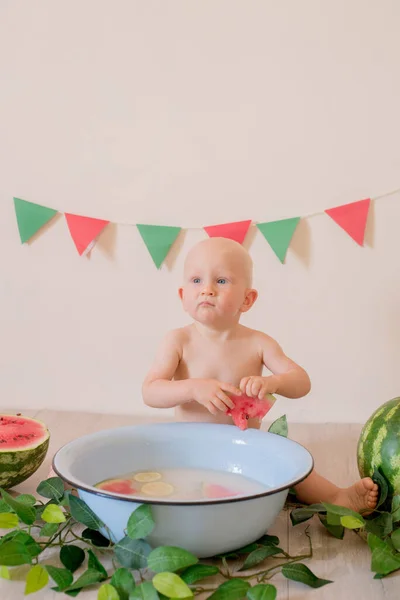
[216,391,235,409]
[220,382,242,397]
[207,402,218,415]
[251,380,262,397]
[212,396,230,412]
[246,379,256,397]
[239,377,250,393]
[258,387,267,400]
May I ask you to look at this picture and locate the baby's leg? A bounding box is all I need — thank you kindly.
[294,469,379,513]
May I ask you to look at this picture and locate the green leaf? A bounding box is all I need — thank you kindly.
[65,568,105,592]
[371,546,400,575]
[127,505,155,540]
[88,548,108,580]
[9,531,41,557]
[247,583,277,600]
[0,540,32,566]
[367,533,387,552]
[60,545,85,572]
[152,572,192,598]
[208,579,250,599]
[129,581,160,599]
[322,503,365,523]
[82,528,111,547]
[372,469,389,509]
[180,564,219,584]
[290,503,326,526]
[25,564,49,595]
[40,522,59,537]
[42,503,66,523]
[0,566,10,579]
[98,583,121,600]
[37,477,65,501]
[16,494,37,506]
[110,568,135,600]
[0,500,11,513]
[69,494,104,530]
[365,513,393,538]
[114,536,152,569]
[147,546,198,573]
[256,534,280,547]
[318,514,345,539]
[341,515,365,529]
[0,488,36,525]
[0,513,19,529]
[391,495,400,522]
[235,543,259,555]
[391,529,400,551]
[267,415,288,437]
[239,546,283,571]
[45,565,74,591]
[282,563,332,588]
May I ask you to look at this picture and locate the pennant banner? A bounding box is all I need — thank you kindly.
[257,217,300,263]
[14,198,58,243]
[136,224,181,268]
[65,214,109,256]
[204,220,252,244]
[11,187,396,266]
[325,198,370,246]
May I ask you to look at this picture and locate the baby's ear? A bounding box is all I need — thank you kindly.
[241,288,258,313]
[178,287,184,300]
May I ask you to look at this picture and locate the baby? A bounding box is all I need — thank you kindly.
[142,237,378,512]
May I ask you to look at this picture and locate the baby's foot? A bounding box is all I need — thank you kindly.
[333,478,379,514]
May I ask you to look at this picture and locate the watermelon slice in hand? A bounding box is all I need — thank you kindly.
[227,394,276,430]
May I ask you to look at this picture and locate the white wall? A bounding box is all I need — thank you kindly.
[1,0,399,423]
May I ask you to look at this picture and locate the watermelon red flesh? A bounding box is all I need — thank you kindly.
[202,483,239,499]
[0,415,50,489]
[97,479,137,495]
[226,394,276,430]
[357,397,400,497]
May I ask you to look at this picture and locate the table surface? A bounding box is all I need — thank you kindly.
[0,408,398,599]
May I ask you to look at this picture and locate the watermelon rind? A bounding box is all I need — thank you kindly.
[0,415,50,489]
[357,397,400,497]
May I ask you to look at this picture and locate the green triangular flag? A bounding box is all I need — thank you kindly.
[257,217,301,263]
[14,197,58,243]
[136,224,182,268]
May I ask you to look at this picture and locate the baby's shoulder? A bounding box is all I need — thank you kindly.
[161,326,191,347]
[237,325,278,348]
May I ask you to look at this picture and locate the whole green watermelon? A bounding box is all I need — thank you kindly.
[357,397,400,497]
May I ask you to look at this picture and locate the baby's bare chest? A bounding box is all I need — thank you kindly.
[175,338,264,384]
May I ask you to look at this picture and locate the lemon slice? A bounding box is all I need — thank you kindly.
[133,472,162,483]
[141,482,174,497]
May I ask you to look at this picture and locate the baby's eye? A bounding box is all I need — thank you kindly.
[192,277,201,284]
[217,278,227,284]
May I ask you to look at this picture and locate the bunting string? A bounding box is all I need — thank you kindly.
[12,186,400,268]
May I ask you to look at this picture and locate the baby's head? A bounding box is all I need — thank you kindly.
[179,237,258,328]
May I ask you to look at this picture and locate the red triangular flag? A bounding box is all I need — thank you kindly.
[204,220,252,244]
[65,213,109,255]
[325,198,370,246]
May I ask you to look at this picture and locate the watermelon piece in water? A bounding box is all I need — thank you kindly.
[202,483,239,499]
[0,414,50,489]
[96,478,137,495]
[227,394,276,430]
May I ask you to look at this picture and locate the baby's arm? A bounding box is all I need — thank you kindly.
[142,330,192,409]
[240,333,311,400]
[142,330,240,412]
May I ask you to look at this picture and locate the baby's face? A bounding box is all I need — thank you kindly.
[179,243,255,328]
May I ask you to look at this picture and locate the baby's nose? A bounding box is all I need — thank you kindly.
[201,284,215,295]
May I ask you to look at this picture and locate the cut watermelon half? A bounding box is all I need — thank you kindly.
[226,394,276,430]
[0,414,50,489]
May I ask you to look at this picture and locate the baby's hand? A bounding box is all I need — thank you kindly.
[192,379,241,415]
[239,375,278,400]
